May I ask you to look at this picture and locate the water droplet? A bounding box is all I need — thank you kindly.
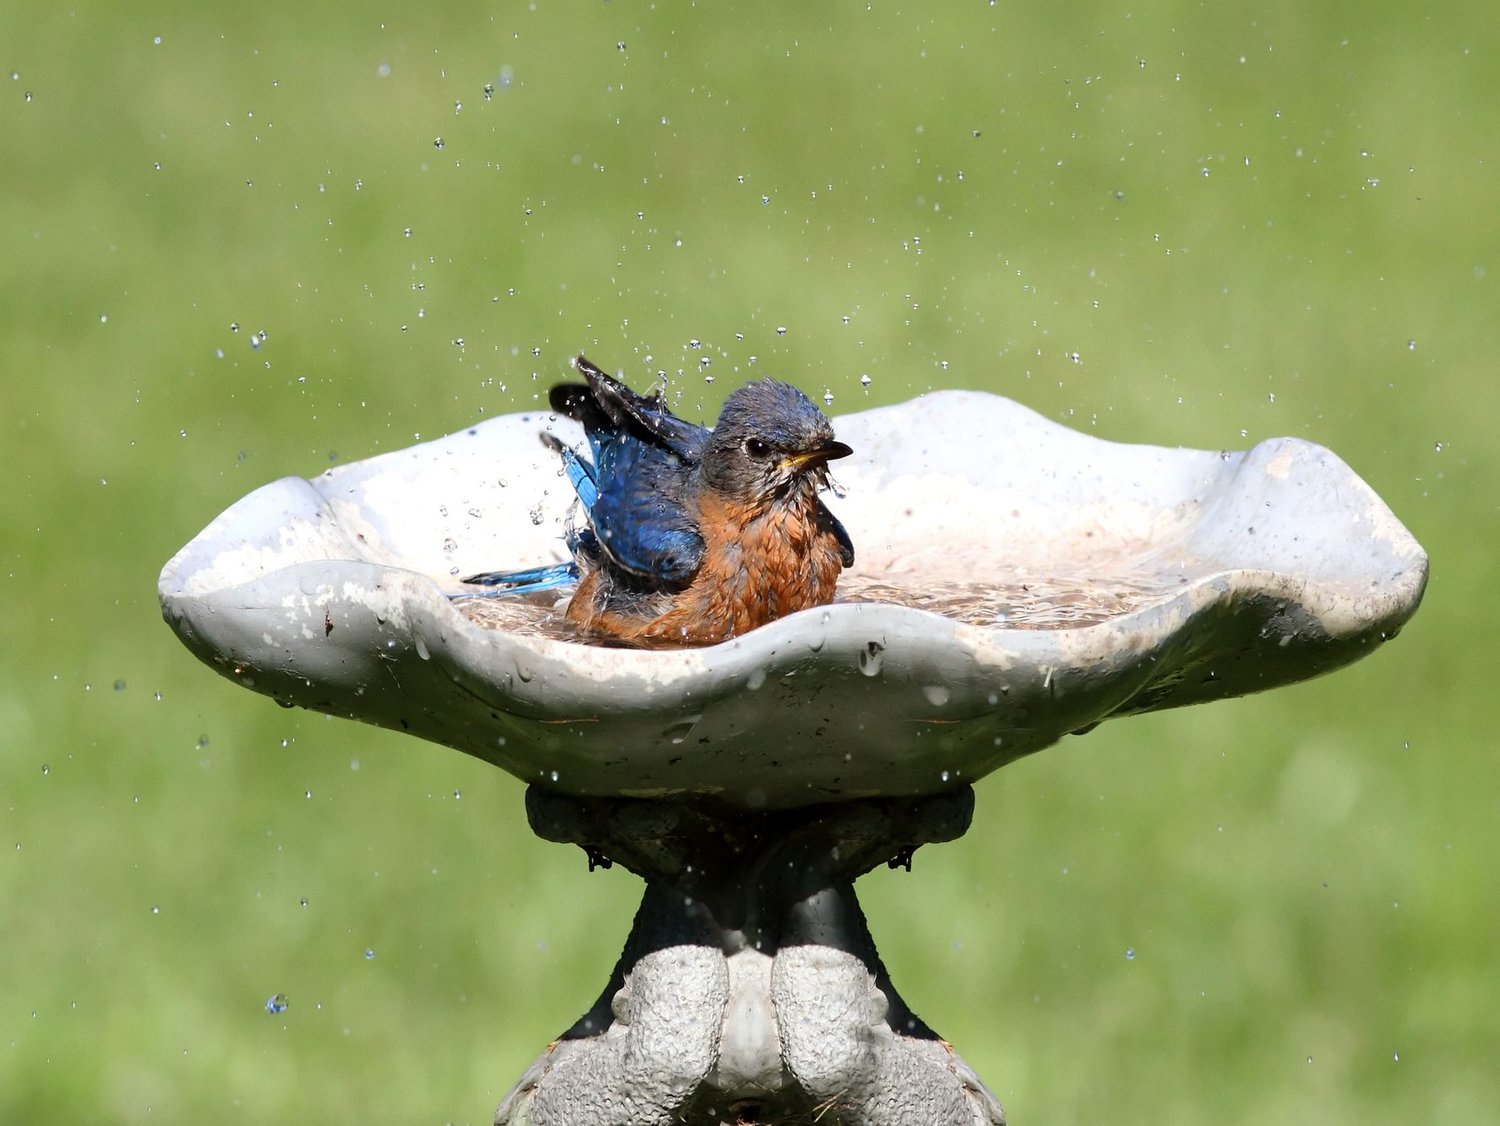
[1125,947,1136,960]
[859,374,871,388]
[364,948,375,960]
[858,641,885,677]
[922,684,951,707]
[746,668,767,691]
[41,763,49,776]
[414,637,430,660]
[265,993,289,1014]
[775,326,787,336]
[197,734,210,749]
[1406,339,1416,351]
[664,715,702,744]
[433,136,444,149]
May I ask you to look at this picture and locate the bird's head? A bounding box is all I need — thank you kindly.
[701,379,852,505]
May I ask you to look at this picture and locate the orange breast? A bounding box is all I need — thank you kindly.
[569,491,847,647]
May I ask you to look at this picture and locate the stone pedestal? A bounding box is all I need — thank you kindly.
[496,787,1004,1126]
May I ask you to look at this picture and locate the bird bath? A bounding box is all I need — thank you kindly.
[159,389,1426,1125]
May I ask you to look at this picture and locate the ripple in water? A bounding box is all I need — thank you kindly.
[452,569,1188,645]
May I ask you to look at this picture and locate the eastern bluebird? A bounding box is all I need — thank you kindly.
[462,355,854,647]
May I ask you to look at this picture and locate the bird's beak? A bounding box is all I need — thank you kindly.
[781,440,853,472]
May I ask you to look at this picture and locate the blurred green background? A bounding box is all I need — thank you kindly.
[2,1,1493,1122]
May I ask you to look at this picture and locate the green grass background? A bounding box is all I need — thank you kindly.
[3,1,1494,1122]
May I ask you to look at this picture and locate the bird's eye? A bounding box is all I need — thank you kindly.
[744,437,773,459]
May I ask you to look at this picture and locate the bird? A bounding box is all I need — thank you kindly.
[461,355,855,647]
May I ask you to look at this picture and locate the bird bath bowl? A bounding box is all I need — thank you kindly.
[160,389,1426,1125]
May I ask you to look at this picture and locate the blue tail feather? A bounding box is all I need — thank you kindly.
[456,561,578,596]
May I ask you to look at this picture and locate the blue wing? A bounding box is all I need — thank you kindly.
[560,356,706,465]
[551,356,707,586]
[589,435,704,584]
[459,356,708,596]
